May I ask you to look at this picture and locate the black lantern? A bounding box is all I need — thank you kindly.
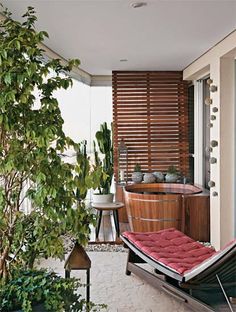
[118,138,128,183]
[64,243,91,303]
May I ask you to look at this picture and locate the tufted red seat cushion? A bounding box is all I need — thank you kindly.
[122,228,216,275]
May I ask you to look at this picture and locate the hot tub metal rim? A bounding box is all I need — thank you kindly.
[129,198,179,203]
[128,216,181,222]
[125,183,203,196]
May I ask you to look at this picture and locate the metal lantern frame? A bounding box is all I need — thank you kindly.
[118,138,128,184]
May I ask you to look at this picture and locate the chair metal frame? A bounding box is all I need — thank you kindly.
[121,234,236,312]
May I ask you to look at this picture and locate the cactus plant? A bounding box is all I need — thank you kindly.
[94,122,113,194]
[75,140,95,201]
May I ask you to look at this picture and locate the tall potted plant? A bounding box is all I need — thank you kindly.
[0,6,101,311]
[93,122,114,203]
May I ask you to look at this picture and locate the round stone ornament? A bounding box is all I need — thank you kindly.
[143,173,156,183]
[153,172,164,182]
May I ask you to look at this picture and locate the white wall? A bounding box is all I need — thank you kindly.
[55,80,112,154]
[55,80,113,199]
[90,86,113,153]
[183,30,236,249]
[56,79,90,145]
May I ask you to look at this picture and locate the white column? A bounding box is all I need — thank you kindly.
[194,80,204,186]
[219,57,235,246]
[209,58,221,249]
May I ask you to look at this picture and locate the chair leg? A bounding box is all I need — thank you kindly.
[126,249,132,275]
[96,210,103,239]
[113,209,120,237]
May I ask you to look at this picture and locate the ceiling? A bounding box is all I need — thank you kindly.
[2,0,236,75]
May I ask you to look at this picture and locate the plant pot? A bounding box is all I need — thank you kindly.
[143,173,156,183]
[165,173,178,183]
[132,172,143,183]
[92,193,114,204]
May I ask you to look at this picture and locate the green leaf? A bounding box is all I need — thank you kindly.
[20,94,27,103]
[15,40,21,50]
[1,50,7,59]
[4,72,11,85]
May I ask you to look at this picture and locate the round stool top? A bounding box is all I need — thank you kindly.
[91,201,124,210]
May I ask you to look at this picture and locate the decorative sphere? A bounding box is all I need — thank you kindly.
[152,172,164,182]
[143,173,156,183]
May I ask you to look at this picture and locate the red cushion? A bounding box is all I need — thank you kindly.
[123,228,216,275]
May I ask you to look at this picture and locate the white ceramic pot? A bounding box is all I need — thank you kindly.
[92,193,114,204]
[165,173,178,183]
[132,172,143,183]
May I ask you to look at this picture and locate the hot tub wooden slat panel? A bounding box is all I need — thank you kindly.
[183,195,210,242]
[115,185,128,222]
[125,189,182,232]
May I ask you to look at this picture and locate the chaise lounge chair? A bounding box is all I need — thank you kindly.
[121,228,236,312]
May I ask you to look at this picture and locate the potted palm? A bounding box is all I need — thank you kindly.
[93,122,114,203]
[0,6,102,311]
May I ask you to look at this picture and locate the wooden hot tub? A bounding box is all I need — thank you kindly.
[124,183,210,241]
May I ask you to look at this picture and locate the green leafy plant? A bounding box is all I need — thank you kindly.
[0,6,96,281]
[0,269,104,312]
[133,164,141,172]
[93,122,113,194]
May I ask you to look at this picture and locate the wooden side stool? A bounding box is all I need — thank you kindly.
[91,202,124,238]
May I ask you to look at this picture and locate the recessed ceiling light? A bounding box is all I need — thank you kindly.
[131,2,147,9]
[120,59,128,62]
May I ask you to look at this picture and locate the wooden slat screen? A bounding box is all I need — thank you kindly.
[113,71,189,181]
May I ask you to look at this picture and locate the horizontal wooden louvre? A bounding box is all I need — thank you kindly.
[113,71,189,181]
